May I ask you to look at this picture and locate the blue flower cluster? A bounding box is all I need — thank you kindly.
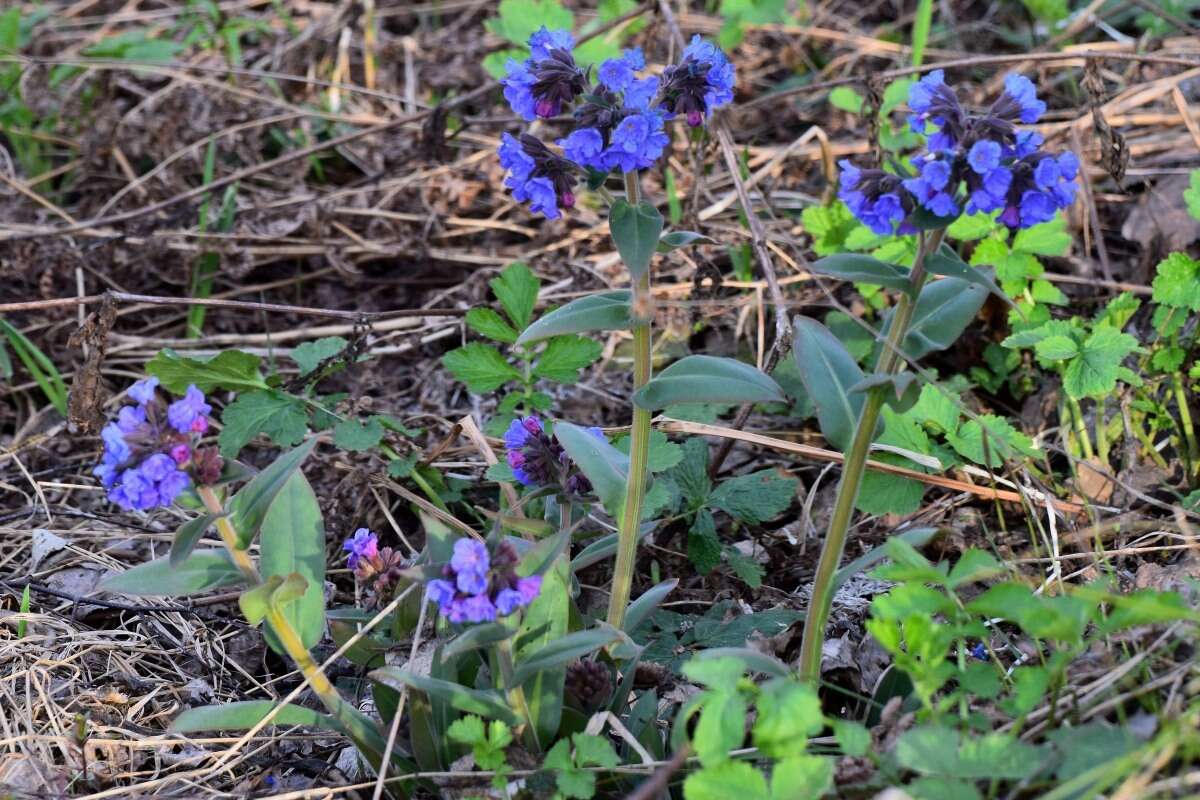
[498,27,735,218]
[94,378,215,511]
[839,71,1078,234]
[426,538,542,623]
[504,415,601,496]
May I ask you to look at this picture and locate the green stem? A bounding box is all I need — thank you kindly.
[607,170,653,632]
[197,485,261,584]
[1173,374,1199,483]
[797,229,943,685]
[497,636,540,752]
[1096,397,1110,467]
[1067,397,1095,462]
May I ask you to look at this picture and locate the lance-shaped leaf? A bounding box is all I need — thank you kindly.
[891,275,990,362]
[509,626,623,688]
[610,200,663,280]
[622,579,677,634]
[690,647,791,679]
[170,512,217,567]
[832,527,943,591]
[171,701,344,734]
[441,622,517,658]
[656,230,714,253]
[228,438,318,547]
[925,245,1007,301]
[100,550,243,596]
[793,317,876,452]
[569,523,655,572]
[807,253,914,294]
[260,472,326,653]
[633,355,785,410]
[370,668,519,725]
[554,422,629,519]
[517,291,632,345]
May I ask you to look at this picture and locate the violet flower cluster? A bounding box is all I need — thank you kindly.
[839,71,1078,235]
[345,528,408,607]
[94,378,220,511]
[426,538,542,624]
[504,415,601,496]
[499,28,735,218]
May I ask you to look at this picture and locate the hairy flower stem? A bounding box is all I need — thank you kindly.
[196,485,261,584]
[798,229,944,685]
[607,170,653,632]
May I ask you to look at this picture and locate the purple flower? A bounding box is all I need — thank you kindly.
[167,385,212,434]
[451,538,490,578]
[128,377,159,406]
[498,134,577,219]
[502,60,537,120]
[427,579,456,608]
[529,27,574,61]
[495,588,524,616]
[343,528,379,568]
[1017,189,1058,226]
[516,575,542,604]
[908,69,945,117]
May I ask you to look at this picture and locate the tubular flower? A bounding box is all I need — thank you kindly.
[348,528,410,608]
[659,35,736,126]
[426,539,543,624]
[840,72,1076,232]
[504,415,603,496]
[502,27,587,120]
[94,378,219,511]
[499,133,578,219]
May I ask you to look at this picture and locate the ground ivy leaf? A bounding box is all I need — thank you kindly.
[442,343,521,392]
[292,337,348,376]
[614,429,683,472]
[688,509,722,574]
[1150,252,1200,310]
[948,414,1039,467]
[709,470,797,523]
[333,416,384,452]
[148,349,266,394]
[572,733,619,768]
[1011,214,1072,256]
[1063,327,1139,399]
[219,389,308,456]
[466,308,519,343]
[669,437,712,507]
[490,262,540,330]
[724,547,764,589]
[532,335,601,383]
[684,761,770,800]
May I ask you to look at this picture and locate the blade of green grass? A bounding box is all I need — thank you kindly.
[0,318,68,415]
[187,140,239,338]
[911,0,934,66]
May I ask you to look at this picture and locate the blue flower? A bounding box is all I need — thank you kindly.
[498,133,577,219]
[109,455,190,511]
[1001,74,1046,123]
[967,141,1001,174]
[838,160,914,234]
[1018,189,1058,226]
[903,159,958,218]
[559,128,606,171]
[427,579,456,608]
[598,48,645,93]
[451,538,489,577]
[605,110,669,172]
[625,76,659,111]
[495,588,524,616]
[167,385,211,434]
[343,528,379,568]
[660,35,735,126]
[529,27,574,61]
[908,69,945,117]
[128,377,159,406]
[519,176,562,219]
[501,59,537,120]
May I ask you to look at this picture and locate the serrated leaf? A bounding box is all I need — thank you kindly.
[1151,252,1200,311]
[610,199,663,280]
[218,389,309,457]
[532,335,602,383]
[684,761,770,800]
[260,472,326,653]
[148,349,266,393]
[829,85,864,113]
[948,414,1039,467]
[614,429,683,472]
[633,355,785,410]
[807,252,914,293]
[441,343,521,392]
[1012,215,1072,256]
[465,308,519,343]
[490,262,540,330]
[1062,327,1139,399]
[291,337,348,376]
[1034,334,1079,361]
[688,509,723,574]
[792,316,869,452]
[709,470,797,523]
[333,416,384,451]
[518,291,632,344]
[101,550,243,596]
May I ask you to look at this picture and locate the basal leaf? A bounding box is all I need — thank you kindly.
[260,471,326,653]
[100,550,243,596]
[171,700,342,734]
[147,348,266,394]
[228,439,318,547]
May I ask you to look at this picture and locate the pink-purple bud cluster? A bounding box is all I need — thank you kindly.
[345,528,409,608]
[504,415,600,496]
[94,378,219,511]
[426,538,542,624]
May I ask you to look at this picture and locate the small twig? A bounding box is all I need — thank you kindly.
[0,291,466,319]
[625,744,692,800]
